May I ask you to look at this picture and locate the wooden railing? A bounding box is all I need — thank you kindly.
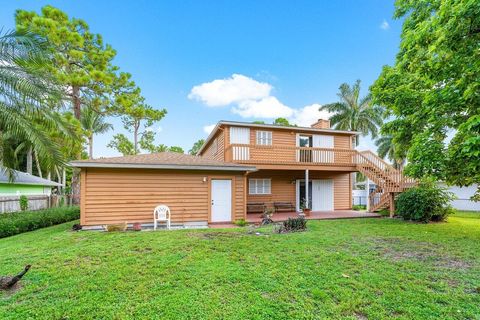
[225,144,358,167]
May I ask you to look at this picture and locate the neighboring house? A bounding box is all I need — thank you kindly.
[353,181,480,211]
[0,169,62,196]
[0,169,63,213]
[439,183,480,211]
[72,119,411,227]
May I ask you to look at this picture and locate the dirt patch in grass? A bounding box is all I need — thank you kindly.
[188,232,246,240]
[368,237,472,270]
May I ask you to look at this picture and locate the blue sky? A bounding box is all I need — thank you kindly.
[1,1,401,157]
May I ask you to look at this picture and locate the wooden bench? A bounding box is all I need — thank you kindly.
[247,202,266,213]
[274,202,295,213]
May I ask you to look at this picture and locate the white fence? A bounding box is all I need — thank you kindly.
[0,195,78,214]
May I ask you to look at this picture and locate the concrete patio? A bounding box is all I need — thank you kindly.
[246,210,381,224]
[209,210,381,228]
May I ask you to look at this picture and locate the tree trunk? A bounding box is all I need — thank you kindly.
[72,86,81,120]
[134,122,139,154]
[88,135,93,159]
[26,147,33,174]
[34,150,42,178]
[1,265,31,289]
[71,85,81,202]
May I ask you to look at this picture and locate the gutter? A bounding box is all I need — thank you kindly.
[69,162,257,172]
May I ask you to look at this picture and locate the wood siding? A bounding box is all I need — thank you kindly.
[201,129,225,161]
[81,168,245,226]
[246,170,351,210]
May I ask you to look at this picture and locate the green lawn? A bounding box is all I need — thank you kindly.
[1,212,479,319]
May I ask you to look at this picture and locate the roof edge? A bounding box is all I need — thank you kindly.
[70,162,257,172]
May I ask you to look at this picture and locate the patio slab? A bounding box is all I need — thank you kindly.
[246,210,381,224]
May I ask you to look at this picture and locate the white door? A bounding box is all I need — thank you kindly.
[311,179,334,211]
[230,127,250,160]
[211,180,232,222]
[312,135,334,163]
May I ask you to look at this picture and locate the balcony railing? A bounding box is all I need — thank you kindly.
[224,144,416,189]
[225,144,358,166]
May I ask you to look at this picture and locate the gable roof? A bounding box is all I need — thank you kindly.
[0,169,62,187]
[70,152,256,172]
[197,120,360,155]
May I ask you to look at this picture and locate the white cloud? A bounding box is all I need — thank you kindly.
[290,104,332,127]
[190,74,332,126]
[380,20,390,30]
[157,126,163,133]
[203,124,216,135]
[188,74,272,107]
[232,96,294,118]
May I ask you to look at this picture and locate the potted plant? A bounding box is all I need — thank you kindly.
[300,198,311,216]
[132,222,142,231]
[261,208,274,225]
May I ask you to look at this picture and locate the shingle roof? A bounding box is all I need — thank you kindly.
[70,152,256,171]
[0,169,62,187]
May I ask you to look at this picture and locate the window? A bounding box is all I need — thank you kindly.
[249,179,271,194]
[256,131,272,145]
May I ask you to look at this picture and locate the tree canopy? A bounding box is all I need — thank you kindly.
[273,118,293,126]
[371,0,480,198]
[320,80,383,145]
[15,6,135,120]
[189,139,205,155]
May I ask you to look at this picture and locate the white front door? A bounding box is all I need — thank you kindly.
[211,179,232,222]
[311,179,334,211]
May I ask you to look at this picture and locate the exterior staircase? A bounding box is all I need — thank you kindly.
[355,151,415,216]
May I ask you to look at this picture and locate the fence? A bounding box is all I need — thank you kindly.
[0,195,79,214]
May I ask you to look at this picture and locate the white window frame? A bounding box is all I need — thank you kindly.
[249,179,271,195]
[256,131,272,145]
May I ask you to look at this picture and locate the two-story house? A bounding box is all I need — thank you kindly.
[72,119,411,228]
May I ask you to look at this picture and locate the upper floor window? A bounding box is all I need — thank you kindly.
[256,131,272,145]
[249,179,271,195]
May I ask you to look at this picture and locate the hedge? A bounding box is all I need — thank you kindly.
[0,206,80,238]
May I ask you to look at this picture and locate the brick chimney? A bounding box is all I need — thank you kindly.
[311,118,330,129]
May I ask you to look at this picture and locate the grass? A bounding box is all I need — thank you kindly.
[0,212,479,319]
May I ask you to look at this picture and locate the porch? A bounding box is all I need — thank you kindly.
[246,210,380,224]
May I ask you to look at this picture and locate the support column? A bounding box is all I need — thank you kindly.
[305,169,309,209]
[389,192,395,218]
[366,179,371,212]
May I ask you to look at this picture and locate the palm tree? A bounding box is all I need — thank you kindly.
[0,30,66,177]
[375,135,406,170]
[319,80,383,146]
[80,106,112,159]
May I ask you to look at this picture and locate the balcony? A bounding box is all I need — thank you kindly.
[225,144,359,168]
[225,143,416,191]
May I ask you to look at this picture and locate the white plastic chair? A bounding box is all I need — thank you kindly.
[153,205,171,230]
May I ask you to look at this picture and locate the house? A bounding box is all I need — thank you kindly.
[0,169,62,196]
[71,119,411,227]
[0,169,63,213]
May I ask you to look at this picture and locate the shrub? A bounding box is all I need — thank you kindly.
[0,206,80,238]
[19,195,29,211]
[396,180,455,223]
[234,219,248,227]
[105,222,127,232]
[278,217,307,233]
[352,205,366,211]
